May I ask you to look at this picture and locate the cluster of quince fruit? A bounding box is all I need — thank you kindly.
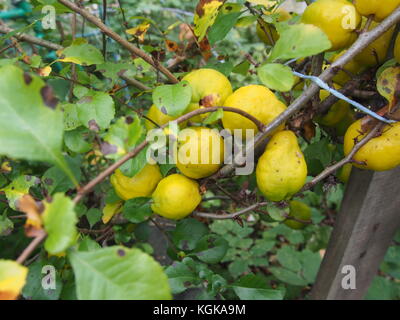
[109,0,400,228]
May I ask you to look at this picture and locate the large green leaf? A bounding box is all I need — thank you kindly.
[0,65,76,184]
[76,91,115,130]
[231,274,285,300]
[58,39,104,66]
[257,63,295,92]
[42,193,77,255]
[152,81,192,117]
[268,23,331,62]
[69,246,172,300]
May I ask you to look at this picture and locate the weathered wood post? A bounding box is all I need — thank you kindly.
[310,166,400,300]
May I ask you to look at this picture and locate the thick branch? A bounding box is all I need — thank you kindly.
[57,0,179,83]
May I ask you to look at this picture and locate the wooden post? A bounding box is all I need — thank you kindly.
[310,166,400,300]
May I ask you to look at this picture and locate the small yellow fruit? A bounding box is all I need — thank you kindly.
[151,174,201,220]
[256,8,291,45]
[145,104,178,130]
[176,127,224,179]
[354,20,395,67]
[256,131,308,202]
[110,164,162,200]
[332,50,365,85]
[344,120,400,171]
[284,200,312,230]
[301,0,361,51]
[182,69,232,122]
[222,85,287,137]
[315,85,350,127]
[394,33,400,63]
[354,0,400,22]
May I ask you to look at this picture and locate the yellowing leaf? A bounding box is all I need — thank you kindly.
[247,0,276,8]
[0,161,11,173]
[18,194,43,237]
[102,201,123,224]
[126,22,150,42]
[0,260,28,300]
[0,175,38,210]
[38,66,52,77]
[377,66,400,111]
[194,0,225,41]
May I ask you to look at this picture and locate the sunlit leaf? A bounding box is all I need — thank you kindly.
[0,260,28,300]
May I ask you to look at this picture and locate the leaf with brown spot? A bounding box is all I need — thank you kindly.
[165,39,180,52]
[18,194,43,237]
[194,0,225,41]
[40,86,59,109]
[377,66,400,111]
[126,22,151,42]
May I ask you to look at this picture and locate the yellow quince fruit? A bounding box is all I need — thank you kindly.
[256,130,308,201]
[176,126,224,179]
[354,19,396,67]
[337,163,353,183]
[301,0,361,51]
[354,0,400,22]
[151,174,201,220]
[145,104,178,130]
[0,260,28,300]
[256,8,291,46]
[284,200,312,230]
[110,164,162,200]
[182,68,232,122]
[222,85,287,138]
[315,84,350,127]
[344,120,400,171]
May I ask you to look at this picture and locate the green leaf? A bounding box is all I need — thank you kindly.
[171,218,208,251]
[86,208,102,228]
[232,60,250,76]
[64,128,92,154]
[165,261,198,294]
[365,276,400,300]
[122,197,152,223]
[62,103,81,131]
[58,39,104,66]
[257,63,295,92]
[119,144,149,178]
[152,81,192,117]
[0,175,38,210]
[299,249,321,283]
[268,23,331,62]
[102,116,143,160]
[42,193,77,255]
[0,65,76,184]
[269,267,308,286]
[232,274,284,300]
[203,108,224,124]
[96,62,136,83]
[42,159,81,195]
[276,246,302,272]
[0,215,13,236]
[192,234,228,264]
[208,11,242,44]
[76,91,115,131]
[68,246,172,300]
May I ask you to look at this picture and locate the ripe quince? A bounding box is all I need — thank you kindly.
[256,8,291,46]
[354,19,396,67]
[284,200,312,230]
[145,104,178,130]
[354,0,400,22]
[182,68,232,122]
[301,0,361,51]
[222,85,287,137]
[110,164,162,200]
[176,126,224,179]
[256,130,308,202]
[344,120,400,171]
[151,174,201,220]
[332,50,365,85]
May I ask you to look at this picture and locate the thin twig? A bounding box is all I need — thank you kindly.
[16,230,47,264]
[57,0,179,83]
[193,202,268,220]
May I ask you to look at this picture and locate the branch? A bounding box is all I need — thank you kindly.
[193,202,268,219]
[0,25,63,51]
[57,0,179,83]
[16,230,47,264]
[211,7,400,179]
[301,122,385,191]
[72,106,265,204]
